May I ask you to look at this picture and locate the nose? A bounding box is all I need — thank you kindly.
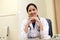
[31,11,34,14]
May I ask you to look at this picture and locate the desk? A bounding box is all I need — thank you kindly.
[28,38,60,40]
[28,34,60,40]
[28,36,60,40]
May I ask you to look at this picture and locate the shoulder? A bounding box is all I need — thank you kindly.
[40,17,49,29]
[40,17,48,25]
[40,17,47,22]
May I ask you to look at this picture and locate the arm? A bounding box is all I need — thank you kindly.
[40,18,51,39]
[24,20,31,33]
[20,19,28,40]
[20,18,32,40]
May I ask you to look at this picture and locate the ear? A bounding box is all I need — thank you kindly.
[27,13,30,17]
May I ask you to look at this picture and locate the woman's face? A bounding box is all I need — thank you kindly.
[28,5,38,17]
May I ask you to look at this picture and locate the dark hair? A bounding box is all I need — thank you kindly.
[26,3,37,12]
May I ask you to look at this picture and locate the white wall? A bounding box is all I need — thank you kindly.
[0,0,17,16]
[0,0,18,40]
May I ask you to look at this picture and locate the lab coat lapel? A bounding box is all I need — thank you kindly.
[29,23,33,29]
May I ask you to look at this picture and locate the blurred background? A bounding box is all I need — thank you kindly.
[0,0,60,40]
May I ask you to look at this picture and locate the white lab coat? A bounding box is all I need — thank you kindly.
[20,17,51,40]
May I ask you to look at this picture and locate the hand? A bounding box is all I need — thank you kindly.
[29,17,36,22]
[35,17,43,30]
[30,17,40,23]
[30,17,43,30]
[27,16,41,26]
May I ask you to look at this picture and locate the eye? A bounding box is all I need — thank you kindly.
[33,9,35,11]
[28,10,31,12]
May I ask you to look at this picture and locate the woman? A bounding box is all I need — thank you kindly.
[20,3,51,40]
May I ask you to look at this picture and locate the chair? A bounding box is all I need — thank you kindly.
[46,18,53,37]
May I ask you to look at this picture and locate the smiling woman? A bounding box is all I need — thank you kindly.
[20,3,51,40]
